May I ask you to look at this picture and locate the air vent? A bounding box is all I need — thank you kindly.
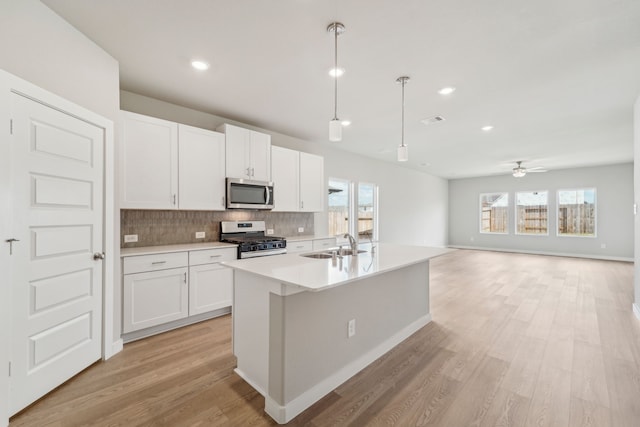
[420,116,445,126]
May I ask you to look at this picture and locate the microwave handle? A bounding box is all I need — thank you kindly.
[265,185,271,206]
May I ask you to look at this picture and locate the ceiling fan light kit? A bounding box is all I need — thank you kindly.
[327,22,345,142]
[397,76,410,162]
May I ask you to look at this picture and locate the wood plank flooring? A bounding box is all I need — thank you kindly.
[10,250,640,426]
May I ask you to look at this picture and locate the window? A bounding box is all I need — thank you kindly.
[516,191,548,235]
[328,178,352,237]
[358,182,378,241]
[480,193,508,233]
[557,188,596,237]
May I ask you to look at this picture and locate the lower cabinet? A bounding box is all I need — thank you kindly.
[123,267,189,333]
[122,246,236,336]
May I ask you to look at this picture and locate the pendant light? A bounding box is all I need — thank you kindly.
[396,76,410,161]
[328,22,345,142]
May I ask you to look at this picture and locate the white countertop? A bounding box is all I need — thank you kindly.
[222,243,452,292]
[120,241,237,257]
[284,235,336,242]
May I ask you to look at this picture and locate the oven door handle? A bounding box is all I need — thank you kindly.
[265,185,271,206]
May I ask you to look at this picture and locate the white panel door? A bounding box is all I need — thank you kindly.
[189,264,233,315]
[120,111,178,209]
[9,93,104,415]
[249,131,271,181]
[178,125,226,210]
[299,152,324,212]
[271,146,299,212]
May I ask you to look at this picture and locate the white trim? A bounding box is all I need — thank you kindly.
[264,314,432,424]
[235,368,267,397]
[448,245,633,262]
[633,303,640,321]
[111,339,124,356]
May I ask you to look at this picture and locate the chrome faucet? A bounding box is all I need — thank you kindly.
[343,233,357,253]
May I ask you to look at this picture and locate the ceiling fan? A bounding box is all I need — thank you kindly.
[512,161,547,178]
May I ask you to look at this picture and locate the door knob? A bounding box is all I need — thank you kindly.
[93,252,105,260]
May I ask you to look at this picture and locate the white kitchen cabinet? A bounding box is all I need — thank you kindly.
[218,123,271,181]
[120,111,226,210]
[120,111,178,209]
[122,251,189,333]
[299,152,324,212]
[312,238,337,251]
[287,240,313,253]
[188,247,236,316]
[178,124,226,210]
[271,146,300,212]
[271,147,324,212]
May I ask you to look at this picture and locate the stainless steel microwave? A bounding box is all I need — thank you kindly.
[226,178,274,210]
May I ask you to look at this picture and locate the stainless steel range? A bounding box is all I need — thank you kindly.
[220,221,287,259]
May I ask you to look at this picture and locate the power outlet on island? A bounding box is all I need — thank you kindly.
[266,229,274,235]
[298,227,304,233]
[348,319,356,338]
[124,234,138,243]
[195,231,205,239]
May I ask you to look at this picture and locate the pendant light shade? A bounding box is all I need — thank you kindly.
[396,76,410,162]
[328,22,345,142]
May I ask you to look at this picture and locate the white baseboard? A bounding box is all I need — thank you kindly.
[264,313,432,424]
[633,303,640,321]
[448,245,633,262]
[108,339,123,359]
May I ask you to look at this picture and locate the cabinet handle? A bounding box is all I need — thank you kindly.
[172,194,176,205]
[184,272,187,283]
[151,261,167,265]
[221,196,225,207]
[210,255,222,258]
[301,200,304,209]
[246,167,251,177]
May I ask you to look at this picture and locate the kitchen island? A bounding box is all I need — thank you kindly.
[223,243,450,424]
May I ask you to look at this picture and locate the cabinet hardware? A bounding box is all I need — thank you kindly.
[210,255,222,258]
[151,261,167,265]
[93,252,106,260]
[173,194,176,205]
[246,167,251,177]
[5,238,19,255]
[184,272,187,283]
[301,201,304,209]
[221,196,225,207]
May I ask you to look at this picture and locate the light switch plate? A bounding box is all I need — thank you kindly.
[195,231,205,239]
[124,234,138,243]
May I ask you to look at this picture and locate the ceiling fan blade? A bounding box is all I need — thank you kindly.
[527,166,546,171]
[528,169,548,173]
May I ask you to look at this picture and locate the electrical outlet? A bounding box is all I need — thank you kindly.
[124,234,138,243]
[298,227,304,233]
[348,319,356,338]
[266,229,274,235]
[195,231,205,239]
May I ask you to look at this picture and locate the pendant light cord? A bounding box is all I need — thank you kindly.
[401,78,405,147]
[333,26,339,120]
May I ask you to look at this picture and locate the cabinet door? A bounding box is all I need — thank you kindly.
[222,124,250,179]
[123,267,189,333]
[249,131,271,181]
[299,152,324,212]
[271,146,299,211]
[313,238,337,251]
[287,240,313,253]
[120,111,178,209]
[189,264,233,315]
[178,125,226,210]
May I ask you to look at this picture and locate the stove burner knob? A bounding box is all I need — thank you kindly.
[250,245,258,251]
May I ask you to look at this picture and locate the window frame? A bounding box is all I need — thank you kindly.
[556,188,597,238]
[479,192,509,234]
[514,190,549,236]
[357,181,379,242]
[327,177,354,238]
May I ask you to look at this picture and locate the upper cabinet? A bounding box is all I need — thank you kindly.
[120,111,226,210]
[271,146,324,212]
[217,123,271,181]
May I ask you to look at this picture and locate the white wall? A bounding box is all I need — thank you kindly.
[0,2,120,424]
[120,91,449,247]
[449,163,634,260]
[634,94,640,318]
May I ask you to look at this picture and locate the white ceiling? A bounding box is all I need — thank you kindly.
[43,0,640,179]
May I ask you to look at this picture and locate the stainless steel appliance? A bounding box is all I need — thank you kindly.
[226,178,274,210]
[220,220,286,259]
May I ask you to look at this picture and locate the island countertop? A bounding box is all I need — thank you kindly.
[222,243,452,292]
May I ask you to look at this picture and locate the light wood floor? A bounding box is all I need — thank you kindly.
[10,250,640,426]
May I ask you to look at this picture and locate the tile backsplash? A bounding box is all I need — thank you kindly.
[120,210,314,248]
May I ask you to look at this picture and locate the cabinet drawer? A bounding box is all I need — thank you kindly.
[189,247,237,266]
[312,238,337,251]
[123,251,188,275]
[287,240,313,253]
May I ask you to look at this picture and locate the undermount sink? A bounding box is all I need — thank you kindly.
[301,253,333,259]
[337,249,367,256]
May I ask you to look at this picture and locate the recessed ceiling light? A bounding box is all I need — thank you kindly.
[328,67,345,77]
[191,60,210,71]
[481,125,494,131]
[341,120,351,127]
[438,87,456,95]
